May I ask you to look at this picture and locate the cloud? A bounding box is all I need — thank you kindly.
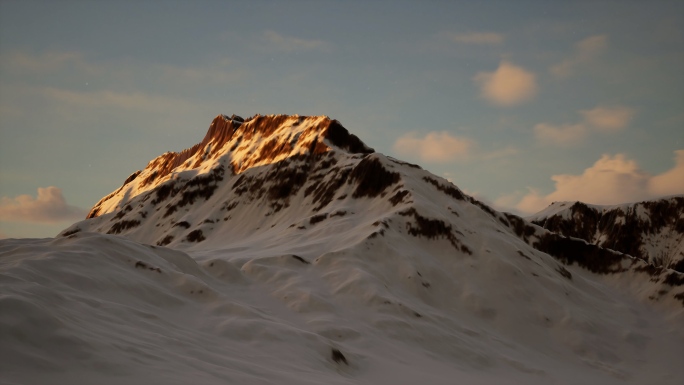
[473,61,538,106]
[534,104,635,145]
[2,51,246,89]
[393,131,474,163]
[481,146,520,160]
[262,30,329,53]
[651,150,684,196]
[4,51,92,73]
[497,151,684,214]
[534,123,588,146]
[0,187,87,224]
[551,35,608,78]
[579,105,635,132]
[442,31,504,45]
[39,87,199,114]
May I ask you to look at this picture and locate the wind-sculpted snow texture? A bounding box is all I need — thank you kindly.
[2,115,683,385]
[529,198,684,273]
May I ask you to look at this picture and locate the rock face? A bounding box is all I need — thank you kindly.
[529,198,684,272]
[86,114,373,219]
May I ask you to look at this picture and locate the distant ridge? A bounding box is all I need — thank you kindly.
[529,197,684,272]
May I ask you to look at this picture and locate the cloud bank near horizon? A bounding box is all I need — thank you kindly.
[497,150,684,215]
[0,187,88,224]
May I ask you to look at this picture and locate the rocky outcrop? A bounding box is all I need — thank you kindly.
[530,198,684,272]
[87,114,374,218]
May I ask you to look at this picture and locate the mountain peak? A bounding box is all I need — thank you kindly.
[157,113,373,178]
[86,114,373,218]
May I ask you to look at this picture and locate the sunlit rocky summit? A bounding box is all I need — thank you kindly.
[2,114,683,384]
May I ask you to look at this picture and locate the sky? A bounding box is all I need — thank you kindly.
[1,0,683,238]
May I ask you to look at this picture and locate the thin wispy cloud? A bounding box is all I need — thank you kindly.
[441,31,504,45]
[534,123,588,146]
[550,34,608,78]
[580,105,635,132]
[497,150,684,214]
[534,104,635,145]
[393,131,474,163]
[4,51,93,73]
[481,146,520,160]
[39,87,201,114]
[0,186,87,224]
[473,61,538,106]
[2,51,246,88]
[261,30,330,53]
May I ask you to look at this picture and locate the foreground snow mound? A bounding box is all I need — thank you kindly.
[4,114,683,384]
[2,230,683,384]
[529,197,684,272]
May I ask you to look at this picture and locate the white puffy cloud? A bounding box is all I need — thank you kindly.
[498,151,684,214]
[0,187,87,224]
[580,106,635,132]
[534,123,588,146]
[442,32,504,45]
[473,61,538,106]
[262,30,329,53]
[393,131,474,163]
[650,150,684,196]
[551,35,608,78]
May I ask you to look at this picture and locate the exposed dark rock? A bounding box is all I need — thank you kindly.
[307,167,352,212]
[108,220,141,234]
[135,260,161,273]
[122,170,141,187]
[186,229,206,242]
[309,213,328,225]
[157,235,174,246]
[389,190,410,206]
[290,255,310,264]
[532,198,684,271]
[533,233,625,275]
[331,348,348,365]
[324,119,374,154]
[349,157,400,199]
[422,176,465,201]
[556,265,572,280]
[399,208,471,254]
[504,213,537,242]
[469,197,498,217]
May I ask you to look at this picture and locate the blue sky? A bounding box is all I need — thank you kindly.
[1,0,683,238]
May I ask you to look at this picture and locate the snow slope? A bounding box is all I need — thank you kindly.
[2,114,683,384]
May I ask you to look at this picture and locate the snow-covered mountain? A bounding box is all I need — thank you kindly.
[2,114,683,384]
[529,198,684,272]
